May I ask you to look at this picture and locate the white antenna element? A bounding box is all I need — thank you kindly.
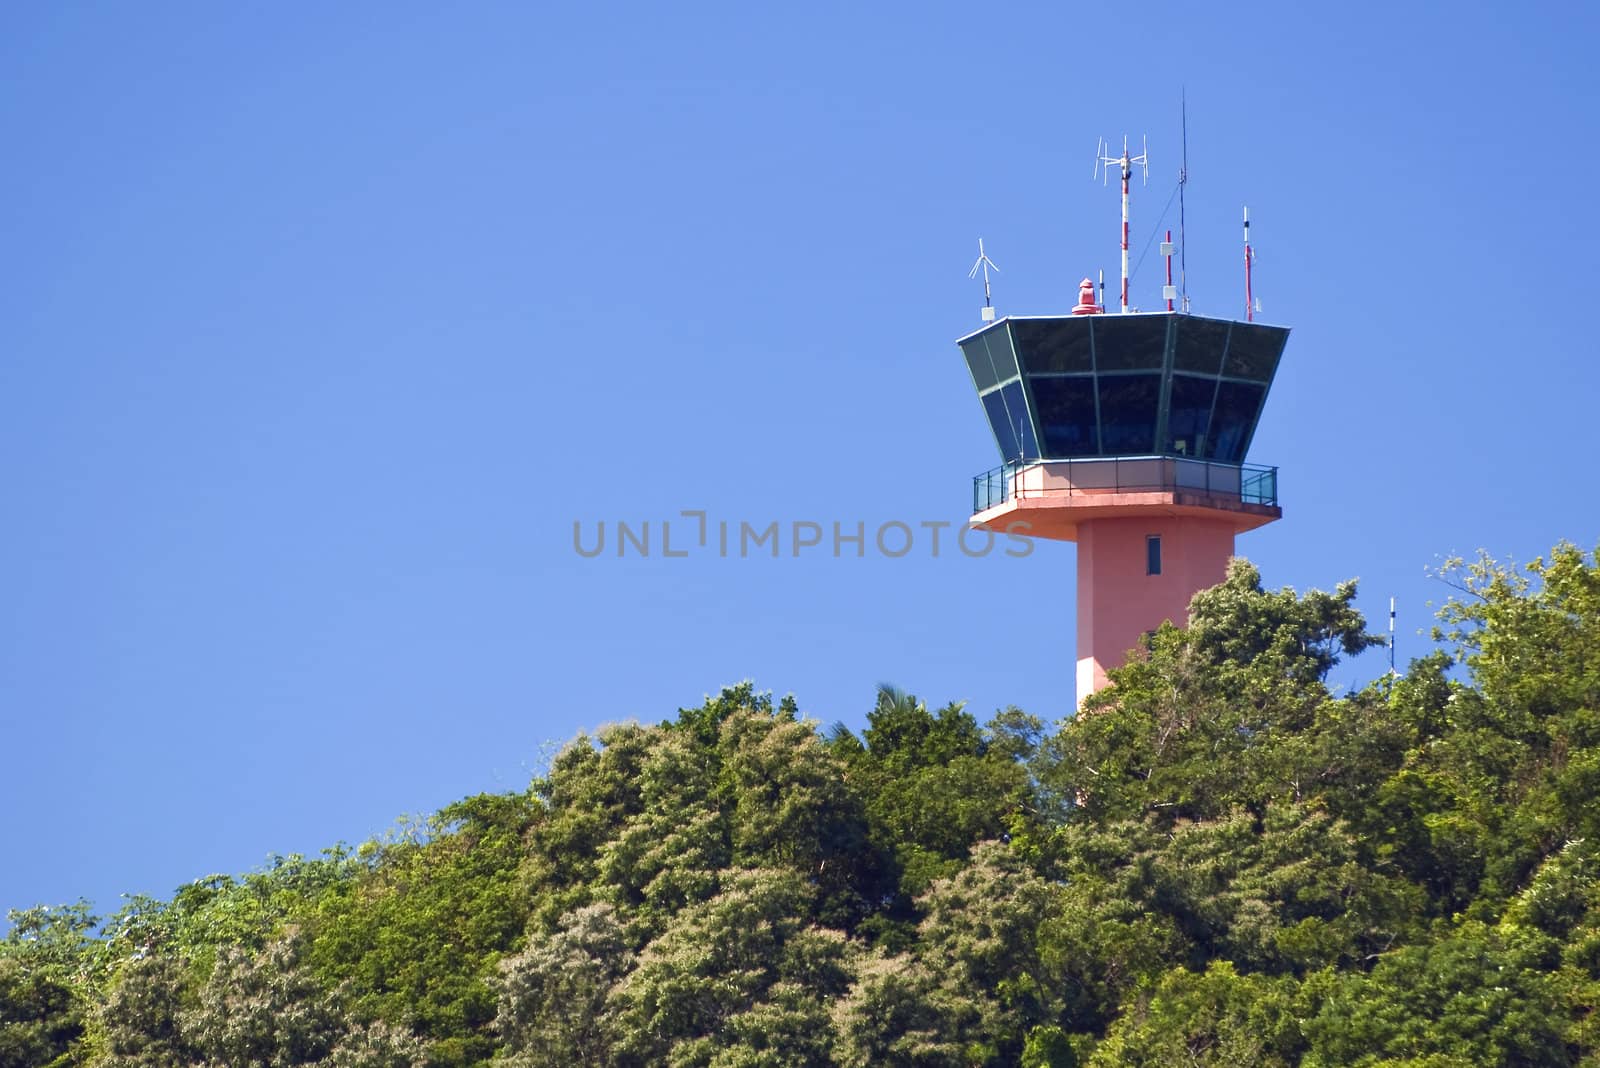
[1161,231,1176,310]
[1095,135,1150,314]
[968,238,1002,322]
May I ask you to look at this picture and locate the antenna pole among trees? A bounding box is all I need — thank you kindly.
[1390,597,1397,675]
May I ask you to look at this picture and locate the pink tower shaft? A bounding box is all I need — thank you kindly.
[1074,514,1238,697]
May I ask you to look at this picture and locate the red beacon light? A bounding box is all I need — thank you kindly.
[1070,277,1103,315]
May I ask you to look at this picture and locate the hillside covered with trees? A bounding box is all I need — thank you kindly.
[5,542,1600,1067]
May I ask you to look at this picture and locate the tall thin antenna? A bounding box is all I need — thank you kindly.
[968,238,1001,322]
[1244,206,1256,321]
[1179,91,1190,312]
[1096,135,1150,314]
[1389,597,1397,675]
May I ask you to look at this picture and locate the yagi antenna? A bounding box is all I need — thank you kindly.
[968,237,1001,322]
[1095,135,1150,314]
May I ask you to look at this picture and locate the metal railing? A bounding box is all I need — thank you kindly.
[972,457,1279,514]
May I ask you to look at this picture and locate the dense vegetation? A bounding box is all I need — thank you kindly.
[5,542,1600,1067]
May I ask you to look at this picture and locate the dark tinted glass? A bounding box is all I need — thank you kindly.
[1164,373,1218,456]
[982,389,1020,460]
[1028,376,1099,457]
[961,337,999,391]
[1092,317,1168,371]
[1174,317,1229,374]
[1000,380,1038,458]
[1146,536,1162,576]
[1223,324,1289,381]
[1207,380,1266,462]
[1012,318,1093,374]
[985,325,1019,381]
[1097,374,1161,454]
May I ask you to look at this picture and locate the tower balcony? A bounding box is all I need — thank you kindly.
[971,456,1280,542]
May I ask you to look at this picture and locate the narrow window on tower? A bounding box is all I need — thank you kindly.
[1146,535,1162,576]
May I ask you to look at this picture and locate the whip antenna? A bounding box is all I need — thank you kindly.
[1179,91,1190,312]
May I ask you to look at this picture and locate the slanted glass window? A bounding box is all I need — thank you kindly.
[961,337,1000,392]
[1223,324,1289,381]
[1012,319,1093,374]
[1207,380,1266,462]
[1097,374,1161,454]
[1147,535,1162,576]
[982,389,1020,460]
[984,325,1019,381]
[1028,376,1099,457]
[1173,317,1229,374]
[999,380,1038,458]
[1163,373,1218,456]
[1092,317,1168,371]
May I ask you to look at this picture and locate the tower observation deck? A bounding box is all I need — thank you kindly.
[958,279,1290,701]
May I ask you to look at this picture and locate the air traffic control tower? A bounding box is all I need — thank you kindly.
[959,271,1290,701]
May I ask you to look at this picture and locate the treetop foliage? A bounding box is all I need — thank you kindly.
[5,540,1599,1066]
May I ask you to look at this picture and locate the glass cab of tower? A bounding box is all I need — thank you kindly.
[959,313,1290,465]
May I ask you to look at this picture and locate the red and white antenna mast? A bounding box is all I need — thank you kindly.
[1095,135,1149,314]
[1244,205,1256,322]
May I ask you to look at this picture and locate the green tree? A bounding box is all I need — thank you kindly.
[308,793,535,1068]
[912,840,1064,1064]
[492,903,630,1068]
[717,706,881,931]
[3,902,98,974]
[1088,961,1301,1067]
[184,933,343,1068]
[594,727,729,926]
[1422,543,1600,907]
[320,1021,429,1068]
[607,867,853,1067]
[831,952,968,1068]
[1300,922,1572,1066]
[523,722,666,931]
[0,957,85,1068]
[93,954,197,1068]
[835,687,1033,929]
[0,901,98,1068]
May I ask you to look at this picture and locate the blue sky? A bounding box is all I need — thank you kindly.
[3,2,1597,920]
